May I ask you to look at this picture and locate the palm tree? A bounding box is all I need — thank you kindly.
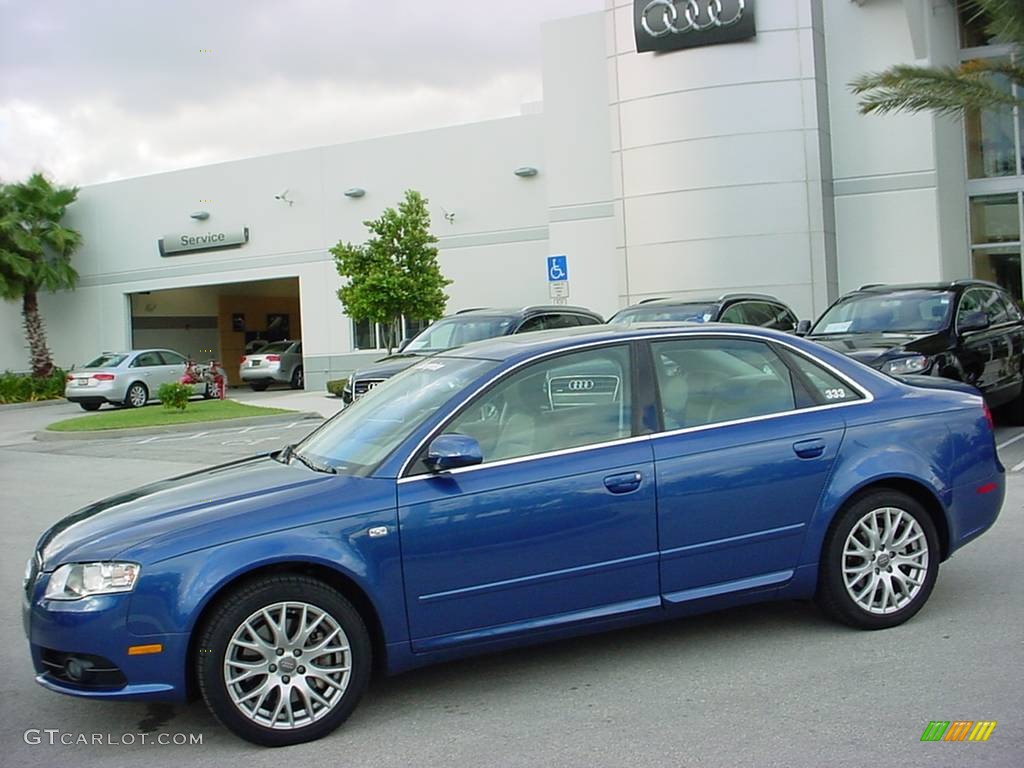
[851,0,1023,116]
[0,174,82,377]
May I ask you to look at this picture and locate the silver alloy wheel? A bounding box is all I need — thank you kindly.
[224,601,352,730]
[842,506,929,615]
[128,384,147,407]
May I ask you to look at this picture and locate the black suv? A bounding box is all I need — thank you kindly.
[806,280,1024,416]
[608,293,801,331]
[340,305,603,404]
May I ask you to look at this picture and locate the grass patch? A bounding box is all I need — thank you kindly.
[48,399,295,432]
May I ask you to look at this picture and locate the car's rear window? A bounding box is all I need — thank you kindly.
[84,354,127,368]
[257,342,293,353]
[608,303,717,325]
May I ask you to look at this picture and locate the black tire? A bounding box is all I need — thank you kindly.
[79,402,102,411]
[290,366,304,390]
[249,381,270,392]
[196,575,371,747]
[1000,387,1024,426]
[817,489,940,630]
[123,382,148,408]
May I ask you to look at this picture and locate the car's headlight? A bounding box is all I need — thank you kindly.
[882,355,930,376]
[44,562,140,601]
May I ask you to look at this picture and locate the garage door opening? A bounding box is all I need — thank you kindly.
[128,277,301,387]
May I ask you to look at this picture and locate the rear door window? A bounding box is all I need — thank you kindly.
[159,351,186,365]
[132,352,163,368]
[651,338,797,430]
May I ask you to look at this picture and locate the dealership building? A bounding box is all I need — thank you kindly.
[3,0,1021,389]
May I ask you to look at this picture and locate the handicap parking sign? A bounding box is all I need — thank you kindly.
[547,255,568,282]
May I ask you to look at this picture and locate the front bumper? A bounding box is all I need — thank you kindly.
[23,576,188,702]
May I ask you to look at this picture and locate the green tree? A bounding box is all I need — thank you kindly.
[0,173,82,377]
[852,0,1023,116]
[331,189,451,353]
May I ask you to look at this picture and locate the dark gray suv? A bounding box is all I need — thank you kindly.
[339,305,603,404]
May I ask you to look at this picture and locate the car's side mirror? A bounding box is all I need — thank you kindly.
[959,311,990,333]
[397,337,413,353]
[424,434,483,473]
[794,320,812,336]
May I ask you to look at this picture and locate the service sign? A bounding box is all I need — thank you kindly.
[634,0,756,54]
[159,227,250,257]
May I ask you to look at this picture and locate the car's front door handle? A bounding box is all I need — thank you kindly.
[604,471,643,494]
[793,438,826,459]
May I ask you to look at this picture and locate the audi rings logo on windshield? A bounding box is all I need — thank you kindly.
[633,0,755,53]
[567,379,596,391]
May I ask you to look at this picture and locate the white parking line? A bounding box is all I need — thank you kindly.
[998,431,1024,451]
[1012,457,1024,473]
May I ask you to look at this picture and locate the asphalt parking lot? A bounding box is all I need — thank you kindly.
[0,398,1021,767]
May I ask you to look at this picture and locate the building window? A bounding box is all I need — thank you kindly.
[351,316,433,350]
[961,22,1023,301]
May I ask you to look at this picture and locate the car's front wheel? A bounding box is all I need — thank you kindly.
[817,489,939,629]
[290,366,304,390]
[78,402,102,411]
[196,575,371,747]
[249,381,270,392]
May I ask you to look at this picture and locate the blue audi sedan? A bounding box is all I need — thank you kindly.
[23,325,1003,746]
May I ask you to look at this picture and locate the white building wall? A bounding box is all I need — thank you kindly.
[605,0,837,320]
[826,0,967,293]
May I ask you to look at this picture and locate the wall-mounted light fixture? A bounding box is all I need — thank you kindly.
[513,166,539,178]
[190,211,210,220]
[344,187,366,198]
[274,189,294,206]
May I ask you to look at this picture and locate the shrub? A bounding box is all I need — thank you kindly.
[326,378,347,397]
[0,368,67,404]
[157,381,193,411]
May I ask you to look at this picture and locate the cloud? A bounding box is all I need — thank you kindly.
[0,0,604,184]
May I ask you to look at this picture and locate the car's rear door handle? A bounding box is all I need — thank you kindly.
[604,471,643,494]
[793,438,826,459]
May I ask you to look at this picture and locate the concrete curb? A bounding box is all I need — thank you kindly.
[0,398,67,412]
[36,411,323,441]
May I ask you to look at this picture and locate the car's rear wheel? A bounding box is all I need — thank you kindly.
[78,402,102,411]
[249,381,270,392]
[817,489,939,629]
[290,366,304,390]
[124,382,148,408]
[196,575,371,747]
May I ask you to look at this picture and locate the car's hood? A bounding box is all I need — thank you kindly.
[35,455,366,568]
[353,355,425,380]
[807,332,942,366]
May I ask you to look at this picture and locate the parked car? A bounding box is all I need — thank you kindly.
[339,306,603,403]
[608,293,800,331]
[804,280,1024,419]
[240,340,303,391]
[64,349,209,411]
[25,324,1002,746]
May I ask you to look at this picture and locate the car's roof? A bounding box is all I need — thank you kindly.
[620,293,786,309]
[439,322,791,364]
[451,305,601,318]
[847,280,1001,295]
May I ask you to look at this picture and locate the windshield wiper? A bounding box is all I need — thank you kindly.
[290,449,337,475]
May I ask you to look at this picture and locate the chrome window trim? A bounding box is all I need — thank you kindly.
[395,331,875,482]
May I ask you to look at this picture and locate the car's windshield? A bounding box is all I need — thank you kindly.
[403,316,515,353]
[257,342,293,354]
[295,356,497,472]
[608,303,717,325]
[812,290,954,335]
[84,353,127,368]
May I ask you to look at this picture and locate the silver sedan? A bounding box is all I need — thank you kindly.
[239,340,303,391]
[64,349,208,411]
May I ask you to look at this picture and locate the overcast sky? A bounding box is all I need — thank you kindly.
[0,0,603,187]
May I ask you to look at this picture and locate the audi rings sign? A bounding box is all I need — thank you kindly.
[634,0,755,54]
